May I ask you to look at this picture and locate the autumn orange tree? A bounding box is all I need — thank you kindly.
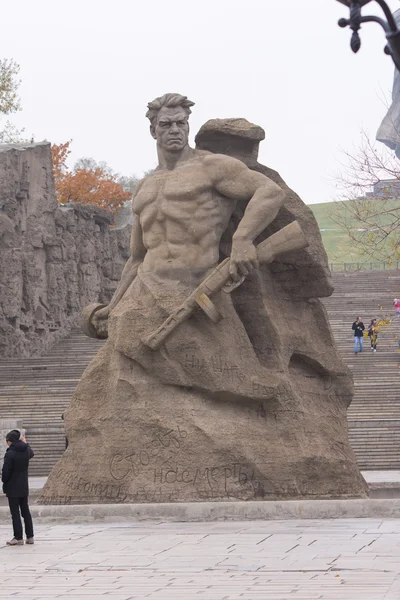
[51,141,131,213]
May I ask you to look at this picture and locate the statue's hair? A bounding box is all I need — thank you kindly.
[146,93,195,126]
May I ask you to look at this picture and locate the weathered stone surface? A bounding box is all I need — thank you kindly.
[40,99,367,504]
[0,142,130,358]
[196,119,333,300]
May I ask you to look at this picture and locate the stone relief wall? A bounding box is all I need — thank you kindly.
[0,142,130,358]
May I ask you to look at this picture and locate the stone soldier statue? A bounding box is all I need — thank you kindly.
[93,94,285,336]
[40,95,367,504]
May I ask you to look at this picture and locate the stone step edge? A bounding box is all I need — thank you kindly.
[349,419,400,425]
[1,498,400,523]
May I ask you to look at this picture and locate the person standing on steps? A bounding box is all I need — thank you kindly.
[394,298,400,318]
[368,318,378,352]
[1,430,35,546]
[352,316,365,354]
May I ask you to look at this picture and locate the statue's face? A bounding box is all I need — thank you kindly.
[152,106,189,152]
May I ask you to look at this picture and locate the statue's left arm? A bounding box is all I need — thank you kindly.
[205,155,286,280]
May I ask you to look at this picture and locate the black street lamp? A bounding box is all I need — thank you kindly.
[336,0,400,69]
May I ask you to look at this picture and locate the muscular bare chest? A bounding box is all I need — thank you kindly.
[134,164,211,216]
[134,161,234,246]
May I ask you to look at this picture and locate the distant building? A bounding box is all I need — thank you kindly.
[366,179,400,198]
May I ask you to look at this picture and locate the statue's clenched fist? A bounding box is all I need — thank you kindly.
[229,238,259,281]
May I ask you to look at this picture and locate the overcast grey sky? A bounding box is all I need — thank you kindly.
[1,0,398,204]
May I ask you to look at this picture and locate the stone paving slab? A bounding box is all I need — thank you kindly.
[0,519,399,599]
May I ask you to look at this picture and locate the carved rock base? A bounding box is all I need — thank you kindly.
[39,342,368,504]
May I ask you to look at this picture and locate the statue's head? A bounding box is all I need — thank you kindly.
[146,93,195,152]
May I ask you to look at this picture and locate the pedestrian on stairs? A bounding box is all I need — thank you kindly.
[394,298,400,318]
[352,316,365,354]
[1,429,35,546]
[368,318,378,352]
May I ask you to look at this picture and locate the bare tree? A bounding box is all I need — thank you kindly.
[0,58,26,143]
[330,130,400,263]
[117,174,141,195]
[0,58,21,115]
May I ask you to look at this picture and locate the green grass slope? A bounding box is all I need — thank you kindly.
[310,199,399,267]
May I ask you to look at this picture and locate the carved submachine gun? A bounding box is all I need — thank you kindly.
[143,220,308,350]
[82,221,309,345]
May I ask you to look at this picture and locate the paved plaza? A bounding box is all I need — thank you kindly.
[0,518,399,599]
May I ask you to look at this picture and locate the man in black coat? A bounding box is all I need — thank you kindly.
[2,430,34,546]
[352,316,365,355]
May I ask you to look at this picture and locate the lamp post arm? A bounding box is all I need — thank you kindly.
[374,0,398,32]
[360,15,390,33]
[336,0,400,70]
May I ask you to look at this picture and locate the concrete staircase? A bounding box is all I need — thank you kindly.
[323,269,400,470]
[0,269,399,475]
[0,331,104,475]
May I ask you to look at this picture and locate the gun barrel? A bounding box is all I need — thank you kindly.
[257,221,308,263]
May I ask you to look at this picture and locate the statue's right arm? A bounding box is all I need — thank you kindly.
[95,215,146,320]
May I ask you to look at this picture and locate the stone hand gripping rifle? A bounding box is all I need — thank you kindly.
[143,221,309,350]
